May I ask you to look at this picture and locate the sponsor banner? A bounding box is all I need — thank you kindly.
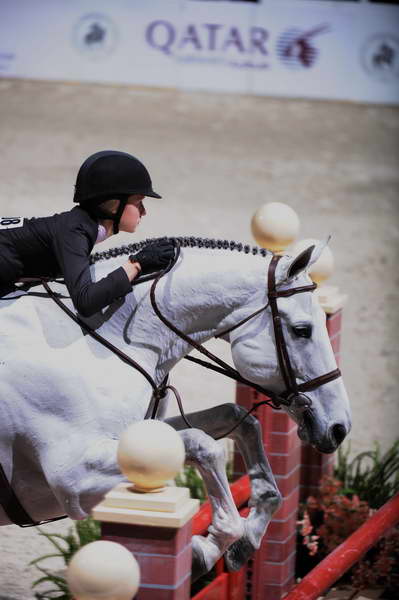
[0,0,398,104]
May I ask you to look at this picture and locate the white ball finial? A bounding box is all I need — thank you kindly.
[66,541,140,600]
[251,202,300,252]
[117,420,185,492]
[291,238,334,284]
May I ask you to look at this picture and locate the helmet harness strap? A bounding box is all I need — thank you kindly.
[85,196,127,236]
[112,197,127,235]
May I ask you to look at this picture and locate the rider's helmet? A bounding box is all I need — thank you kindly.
[73,150,161,234]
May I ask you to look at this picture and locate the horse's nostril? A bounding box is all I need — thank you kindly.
[330,423,347,446]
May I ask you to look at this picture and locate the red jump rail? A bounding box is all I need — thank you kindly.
[284,492,399,600]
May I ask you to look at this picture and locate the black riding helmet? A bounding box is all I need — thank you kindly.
[73,150,161,234]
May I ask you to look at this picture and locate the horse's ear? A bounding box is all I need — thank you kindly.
[283,237,331,281]
[287,245,315,279]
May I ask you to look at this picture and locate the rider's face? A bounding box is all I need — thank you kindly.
[119,195,146,233]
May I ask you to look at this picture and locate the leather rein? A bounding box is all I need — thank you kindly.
[2,243,341,527]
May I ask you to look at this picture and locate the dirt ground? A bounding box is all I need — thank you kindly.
[0,78,398,599]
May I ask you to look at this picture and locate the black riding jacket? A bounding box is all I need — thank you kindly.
[0,207,131,317]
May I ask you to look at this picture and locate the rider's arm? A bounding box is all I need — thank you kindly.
[53,216,133,318]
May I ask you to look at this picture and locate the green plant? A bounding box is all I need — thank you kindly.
[175,465,207,503]
[30,517,100,599]
[334,439,399,509]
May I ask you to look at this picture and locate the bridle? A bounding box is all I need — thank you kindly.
[2,242,341,527]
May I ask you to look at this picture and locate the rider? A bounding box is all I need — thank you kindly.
[0,150,175,317]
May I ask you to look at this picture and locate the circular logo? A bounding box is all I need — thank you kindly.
[72,13,118,60]
[361,34,399,82]
[276,24,330,70]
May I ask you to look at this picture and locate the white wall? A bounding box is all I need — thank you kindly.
[1,0,399,104]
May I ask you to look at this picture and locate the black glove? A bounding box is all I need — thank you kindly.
[130,240,175,275]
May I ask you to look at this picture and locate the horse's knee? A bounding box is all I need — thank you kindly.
[226,403,259,431]
[181,429,225,467]
[254,488,282,514]
[221,402,250,423]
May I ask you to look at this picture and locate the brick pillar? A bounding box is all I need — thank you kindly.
[234,388,300,600]
[299,309,343,501]
[101,521,192,600]
[92,483,199,600]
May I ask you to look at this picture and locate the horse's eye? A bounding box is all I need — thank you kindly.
[292,325,312,338]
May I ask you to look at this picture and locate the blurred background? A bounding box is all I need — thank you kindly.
[0,1,398,598]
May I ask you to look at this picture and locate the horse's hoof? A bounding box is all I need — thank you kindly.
[224,536,256,572]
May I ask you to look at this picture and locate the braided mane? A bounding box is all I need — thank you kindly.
[90,236,272,265]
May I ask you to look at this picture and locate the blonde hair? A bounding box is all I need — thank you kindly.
[98,198,120,215]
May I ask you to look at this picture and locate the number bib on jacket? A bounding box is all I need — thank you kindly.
[0,217,24,229]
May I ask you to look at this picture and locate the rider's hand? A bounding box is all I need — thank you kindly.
[122,260,141,282]
[130,240,175,275]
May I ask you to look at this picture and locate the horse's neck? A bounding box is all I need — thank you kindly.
[93,249,270,381]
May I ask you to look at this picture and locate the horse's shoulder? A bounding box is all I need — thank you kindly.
[0,293,43,335]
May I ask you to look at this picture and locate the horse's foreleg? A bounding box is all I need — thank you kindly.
[167,404,282,571]
[42,438,123,520]
[178,428,244,581]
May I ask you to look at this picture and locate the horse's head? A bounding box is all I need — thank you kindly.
[229,241,351,454]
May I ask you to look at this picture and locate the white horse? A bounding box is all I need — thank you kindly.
[0,238,351,577]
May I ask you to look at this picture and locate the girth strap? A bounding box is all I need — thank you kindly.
[0,462,67,527]
[0,463,34,526]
